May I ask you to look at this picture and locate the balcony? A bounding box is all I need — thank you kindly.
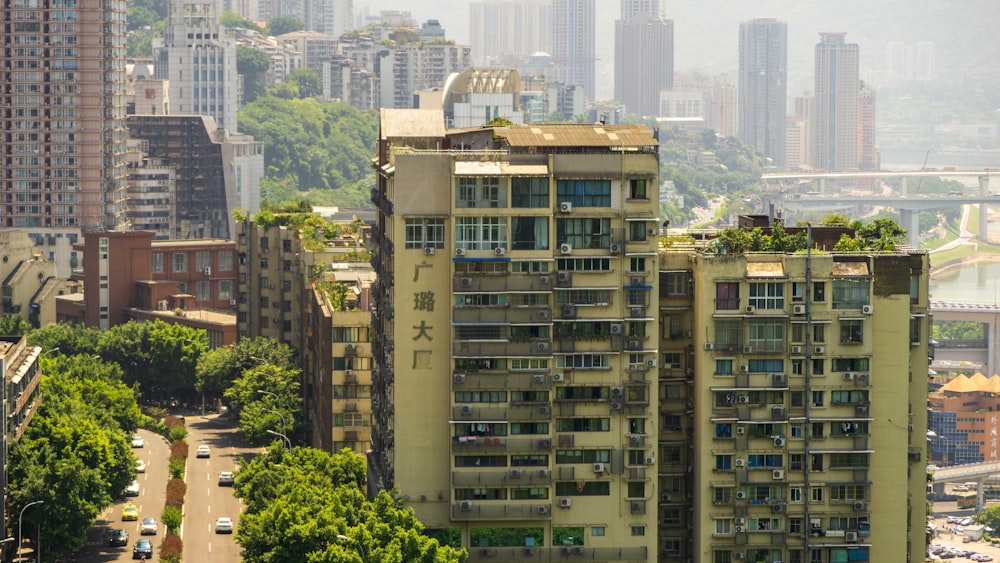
[451,502,552,521]
[452,469,552,487]
[453,373,550,389]
[453,307,552,324]
[452,436,552,452]
[465,546,647,562]
[453,275,553,293]
[452,404,552,421]
[453,341,552,357]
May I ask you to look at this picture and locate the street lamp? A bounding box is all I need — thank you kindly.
[266,429,291,450]
[42,348,59,356]
[18,500,43,563]
[337,534,366,562]
[262,408,287,432]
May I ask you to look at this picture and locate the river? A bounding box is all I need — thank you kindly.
[930,259,1000,303]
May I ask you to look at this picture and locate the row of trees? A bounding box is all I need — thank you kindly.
[711,217,908,254]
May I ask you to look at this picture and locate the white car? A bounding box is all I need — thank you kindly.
[196,445,211,458]
[141,517,158,535]
[215,517,234,534]
[125,480,140,497]
[135,459,146,473]
[131,435,145,448]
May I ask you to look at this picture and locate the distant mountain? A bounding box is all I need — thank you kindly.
[355,0,998,98]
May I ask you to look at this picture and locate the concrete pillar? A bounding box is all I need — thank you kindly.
[901,208,920,247]
[818,177,826,193]
[980,175,990,196]
[900,176,908,195]
[990,317,1000,378]
[980,203,989,241]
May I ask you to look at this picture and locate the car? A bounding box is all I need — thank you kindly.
[132,539,153,559]
[140,517,157,535]
[135,459,146,473]
[215,517,234,534]
[218,471,235,486]
[122,504,139,521]
[196,444,211,458]
[107,529,128,547]
[125,480,140,497]
[947,516,962,524]
[979,555,994,562]
[960,517,974,525]
[131,435,144,448]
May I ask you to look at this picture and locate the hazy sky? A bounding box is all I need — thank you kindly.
[356,0,998,100]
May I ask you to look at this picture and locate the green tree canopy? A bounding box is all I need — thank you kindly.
[221,10,264,32]
[27,322,101,357]
[97,319,208,398]
[225,363,303,445]
[196,336,296,405]
[284,67,322,98]
[267,16,304,36]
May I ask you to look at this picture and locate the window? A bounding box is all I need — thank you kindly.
[661,272,688,297]
[832,279,869,309]
[629,257,647,273]
[811,486,824,502]
[556,179,611,207]
[456,176,505,208]
[716,282,739,310]
[511,217,549,250]
[152,253,164,273]
[512,455,548,466]
[172,252,187,273]
[830,453,869,468]
[456,217,507,251]
[555,418,610,432]
[830,485,867,502]
[196,280,210,301]
[747,454,783,469]
[557,257,611,272]
[714,519,733,534]
[455,391,507,403]
[591,526,605,537]
[811,391,824,407]
[813,282,825,302]
[456,488,506,500]
[455,455,507,467]
[663,353,682,370]
[628,221,648,241]
[195,251,211,272]
[556,355,610,369]
[715,455,733,471]
[716,359,734,375]
[511,260,550,273]
[218,250,233,271]
[555,481,610,496]
[714,486,733,504]
[714,551,733,563]
[790,487,802,502]
[626,481,646,498]
[831,421,867,436]
[831,390,868,405]
[812,358,824,375]
[811,423,824,438]
[628,178,648,199]
[556,218,611,249]
[831,358,869,372]
[747,359,783,372]
[218,280,232,300]
[811,455,823,471]
[405,218,446,249]
[748,282,784,309]
[910,317,921,343]
[630,526,645,537]
[555,450,611,464]
[555,289,612,306]
[511,488,548,499]
[792,281,805,302]
[747,319,784,352]
[715,319,739,351]
[510,422,548,434]
[511,177,549,207]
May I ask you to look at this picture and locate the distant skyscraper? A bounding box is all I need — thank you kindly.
[305,0,353,37]
[156,1,239,133]
[620,0,660,19]
[551,0,595,101]
[858,84,878,171]
[811,32,859,172]
[0,0,129,276]
[887,40,935,83]
[469,0,551,66]
[615,9,673,117]
[738,18,787,168]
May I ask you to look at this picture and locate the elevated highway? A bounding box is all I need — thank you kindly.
[930,300,1000,377]
[931,461,1000,511]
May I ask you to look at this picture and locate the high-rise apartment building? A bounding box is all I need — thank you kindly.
[469,0,551,66]
[811,33,859,172]
[614,11,674,118]
[620,0,660,20]
[858,85,877,171]
[0,0,129,276]
[378,43,473,109]
[305,0,352,37]
[155,1,239,133]
[371,109,661,559]
[551,0,595,102]
[738,18,787,169]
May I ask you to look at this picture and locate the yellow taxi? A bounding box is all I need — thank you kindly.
[122,503,139,521]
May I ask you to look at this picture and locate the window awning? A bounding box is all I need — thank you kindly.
[746,262,784,277]
[832,262,870,276]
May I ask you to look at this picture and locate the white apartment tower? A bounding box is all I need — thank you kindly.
[738,18,787,169]
[551,0,595,102]
[614,5,674,118]
[811,33,859,173]
[469,0,551,66]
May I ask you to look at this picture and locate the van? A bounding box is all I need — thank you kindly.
[954,485,970,492]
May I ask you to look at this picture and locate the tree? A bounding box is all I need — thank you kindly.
[127,32,154,57]
[196,337,296,407]
[285,68,322,98]
[220,10,263,32]
[977,504,1000,530]
[225,363,302,445]
[0,315,30,335]
[27,322,101,357]
[237,46,270,103]
[97,319,208,400]
[267,16,304,37]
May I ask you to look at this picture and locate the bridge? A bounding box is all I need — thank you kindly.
[930,300,1000,377]
[762,169,995,246]
[930,461,1000,511]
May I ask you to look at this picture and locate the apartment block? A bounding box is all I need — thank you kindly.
[0,336,44,540]
[0,230,64,328]
[811,33,859,172]
[656,221,929,563]
[371,110,660,560]
[738,18,787,169]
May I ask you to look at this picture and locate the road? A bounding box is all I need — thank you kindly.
[181,413,255,563]
[70,428,168,562]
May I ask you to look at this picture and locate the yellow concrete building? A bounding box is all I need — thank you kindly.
[371,109,661,560]
[656,223,929,563]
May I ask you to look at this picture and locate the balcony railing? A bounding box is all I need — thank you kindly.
[464,546,647,562]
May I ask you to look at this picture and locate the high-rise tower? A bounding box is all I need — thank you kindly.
[811,32,859,172]
[0,0,129,276]
[551,0,595,102]
[738,18,787,169]
[614,5,674,118]
[469,0,551,66]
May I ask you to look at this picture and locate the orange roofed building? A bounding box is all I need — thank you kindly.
[929,373,1000,466]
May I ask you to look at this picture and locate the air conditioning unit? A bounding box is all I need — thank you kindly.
[629,435,642,446]
[646,359,657,367]
[735,458,745,467]
[539,405,551,415]
[538,439,551,448]
[745,306,755,313]
[856,373,869,385]
[645,456,655,465]
[459,500,473,511]
[593,463,606,473]
[743,345,753,354]
[772,373,787,386]
[772,504,784,513]
[557,271,572,284]
[539,469,551,478]
[846,531,859,542]
[611,401,623,410]
[204,266,212,276]
[423,247,435,255]
[539,275,551,285]
[735,526,745,533]
[793,304,806,315]
[533,374,547,384]
[560,243,573,254]
[562,305,577,318]
[790,346,803,354]
[559,497,572,508]
[772,469,785,479]
[494,247,506,256]
[736,490,746,499]
[610,323,623,334]
[630,501,644,513]
[346,344,356,353]
[853,501,866,511]
[661,493,671,502]
[772,406,786,420]
[735,426,745,435]
[536,504,549,514]
[559,201,573,213]
[552,373,565,382]
[230,299,237,307]
[453,373,466,384]
[737,395,749,404]
[630,276,645,286]
[739,365,749,372]
[610,243,621,255]
[455,248,466,256]
[814,346,825,354]
[704,343,714,351]
[862,305,874,314]
[627,339,641,350]
[630,307,644,317]
[157,300,168,311]
[843,372,854,381]
[510,469,522,478]
[460,405,473,415]
[611,387,624,398]
[537,310,550,320]
[537,342,551,352]
[773,437,785,447]
[460,277,473,287]
[856,406,870,416]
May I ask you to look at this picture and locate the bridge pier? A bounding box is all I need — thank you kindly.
[901,208,920,247]
[900,176,907,195]
[981,175,991,195]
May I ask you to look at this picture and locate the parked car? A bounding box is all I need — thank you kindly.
[122,504,139,521]
[107,529,128,547]
[125,480,140,497]
[131,435,144,448]
[141,517,157,535]
[196,444,211,458]
[215,517,234,534]
[135,459,146,473]
[218,471,235,486]
[132,539,153,559]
